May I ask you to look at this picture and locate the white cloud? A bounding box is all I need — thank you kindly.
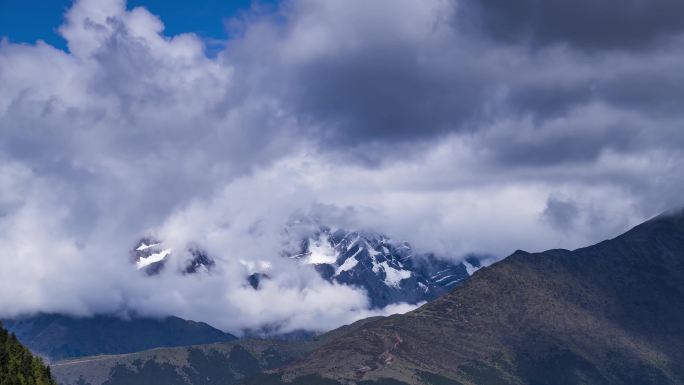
[0,0,681,334]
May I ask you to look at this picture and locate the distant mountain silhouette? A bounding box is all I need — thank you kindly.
[3,314,236,361]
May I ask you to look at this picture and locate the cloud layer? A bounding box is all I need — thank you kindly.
[1,0,683,333]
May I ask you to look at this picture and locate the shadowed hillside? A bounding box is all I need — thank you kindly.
[2,315,236,361]
[50,318,385,385]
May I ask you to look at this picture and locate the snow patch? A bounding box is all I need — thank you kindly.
[379,262,411,287]
[136,249,171,269]
[463,261,480,276]
[434,274,457,284]
[441,277,464,286]
[335,250,361,276]
[136,242,160,251]
[346,235,361,251]
[306,235,338,264]
[418,282,429,292]
[367,244,380,257]
[372,259,382,274]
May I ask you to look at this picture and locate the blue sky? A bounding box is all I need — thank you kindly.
[0,0,268,51]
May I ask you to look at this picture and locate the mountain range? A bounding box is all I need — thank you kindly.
[50,210,684,385]
[4,226,479,362]
[131,227,483,309]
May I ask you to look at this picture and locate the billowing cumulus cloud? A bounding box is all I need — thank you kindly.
[0,0,683,334]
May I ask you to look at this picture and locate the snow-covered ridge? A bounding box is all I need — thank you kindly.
[288,227,484,308]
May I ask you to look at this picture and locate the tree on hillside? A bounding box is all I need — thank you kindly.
[0,322,56,385]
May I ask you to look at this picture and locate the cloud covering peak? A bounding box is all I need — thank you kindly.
[0,0,683,333]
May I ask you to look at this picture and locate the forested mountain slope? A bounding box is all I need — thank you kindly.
[1,322,57,385]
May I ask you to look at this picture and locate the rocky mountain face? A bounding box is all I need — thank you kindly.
[290,228,482,308]
[251,210,684,384]
[2,314,236,361]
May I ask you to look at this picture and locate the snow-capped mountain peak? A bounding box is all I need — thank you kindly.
[288,227,485,308]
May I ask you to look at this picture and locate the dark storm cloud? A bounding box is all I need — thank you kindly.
[277,44,488,144]
[599,66,684,117]
[486,122,639,167]
[220,0,684,169]
[464,0,684,50]
[222,0,491,146]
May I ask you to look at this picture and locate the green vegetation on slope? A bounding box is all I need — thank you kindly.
[0,322,57,385]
